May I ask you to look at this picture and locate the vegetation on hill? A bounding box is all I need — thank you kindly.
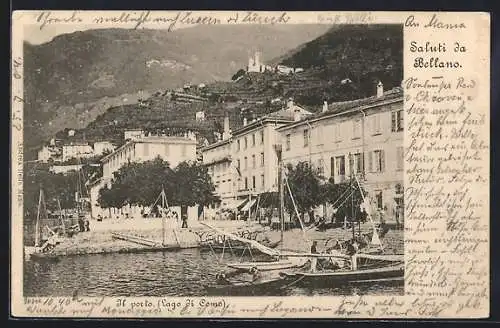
[27,24,402,161]
[23,25,330,155]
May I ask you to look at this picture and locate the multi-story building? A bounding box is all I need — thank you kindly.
[277,83,404,223]
[37,145,54,163]
[124,129,145,141]
[101,136,196,180]
[201,99,312,215]
[93,141,115,156]
[89,136,197,219]
[200,116,234,215]
[61,143,94,162]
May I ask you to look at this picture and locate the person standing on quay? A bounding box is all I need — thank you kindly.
[310,241,319,273]
[181,214,188,228]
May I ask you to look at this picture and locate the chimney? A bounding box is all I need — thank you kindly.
[286,98,294,110]
[322,100,328,113]
[243,117,248,126]
[223,114,230,134]
[222,114,231,140]
[293,108,302,122]
[376,81,384,98]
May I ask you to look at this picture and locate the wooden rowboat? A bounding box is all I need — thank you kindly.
[280,262,404,285]
[206,270,287,296]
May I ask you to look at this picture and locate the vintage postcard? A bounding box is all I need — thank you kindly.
[11,11,490,318]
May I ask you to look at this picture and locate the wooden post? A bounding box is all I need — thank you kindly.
[276,147,284,245]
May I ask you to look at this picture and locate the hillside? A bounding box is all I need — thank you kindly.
[53,24,403,151]
[23,24,331,156]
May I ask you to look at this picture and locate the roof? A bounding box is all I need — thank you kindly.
[203,155,232,166]
[136,136,197,144]
[63,142,91,147]
[232,104,313,136]
[101,136,196,163]
[277,87,403,131]
[200,138,231,152]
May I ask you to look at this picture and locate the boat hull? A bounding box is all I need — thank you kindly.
[206,276,287,296]
[227,258,308,271]
[281,263,405,286]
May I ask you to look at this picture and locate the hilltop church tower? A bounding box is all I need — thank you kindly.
[247,51,262,73]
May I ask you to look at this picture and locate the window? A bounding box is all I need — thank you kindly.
[252,134,256,146]
[352,119,361,139]
[317,159,324,175]
[375,190,383,209]
[244,177,248,190]
[335,156,346,176]
[260,152,265,167]
[143,143,149,157]
[260,130,264,144]
[164,144,170,156]
[303,129,309,147]
[369,150,385,173]
[244,137,248,149]
[237,140,240,151]
[286,134,291,151]
[334,123,342,141]
[396,146,404,171]
[354,153,363,174]
[371,115,381,135]
[391,110,404,132]
[252,154,256,169]
[330,157,335,178]
[252,176,256,189]
[261,174,265,189]
[237,159,241,171]
[316,126,324,145]
[244,157,247,170]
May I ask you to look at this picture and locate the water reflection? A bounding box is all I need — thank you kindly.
[24,249,403,297]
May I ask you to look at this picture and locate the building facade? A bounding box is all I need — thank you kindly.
[62,143,94,162]
[93,141,115,156]
[124,129,145,141]
[90,136,198,219]
[277,86,404,223]
[201,100,312,215]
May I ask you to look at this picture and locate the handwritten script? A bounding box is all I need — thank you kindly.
[404,13,489,316]
[11,11,490,318]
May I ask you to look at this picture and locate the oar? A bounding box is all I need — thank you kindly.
[280,275,305,290]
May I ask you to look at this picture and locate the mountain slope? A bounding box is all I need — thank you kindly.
[61,24,403,151]
[23,24,331,154]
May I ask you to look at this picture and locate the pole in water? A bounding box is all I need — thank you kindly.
[351,179,355,240]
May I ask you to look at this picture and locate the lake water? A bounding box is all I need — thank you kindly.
[24,249,403,297]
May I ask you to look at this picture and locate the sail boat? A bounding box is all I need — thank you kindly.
[24,189,62,259]
[278,174,404,286]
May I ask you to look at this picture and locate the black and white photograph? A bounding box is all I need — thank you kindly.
[20,19,405,298]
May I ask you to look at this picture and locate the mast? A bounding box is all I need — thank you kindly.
[351,178,355,240]
[34,189,42,247]
[161,187,166,246]
[279,162,285,246]
[275,145,284,246]
[58,199,66,235]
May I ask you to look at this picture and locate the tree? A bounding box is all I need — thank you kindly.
[172,161,219,209]
[231,69,246,81]
[97,158,219,214]
[23,162,80,224]
[322,177,367,224]
[283,161,324,222]
[98,157,175,209]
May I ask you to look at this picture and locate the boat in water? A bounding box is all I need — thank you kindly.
[206,264,305,296]
[279,253,404,286]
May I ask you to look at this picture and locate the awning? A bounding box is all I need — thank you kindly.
[241,198,257,212]
[236,199,249,210]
